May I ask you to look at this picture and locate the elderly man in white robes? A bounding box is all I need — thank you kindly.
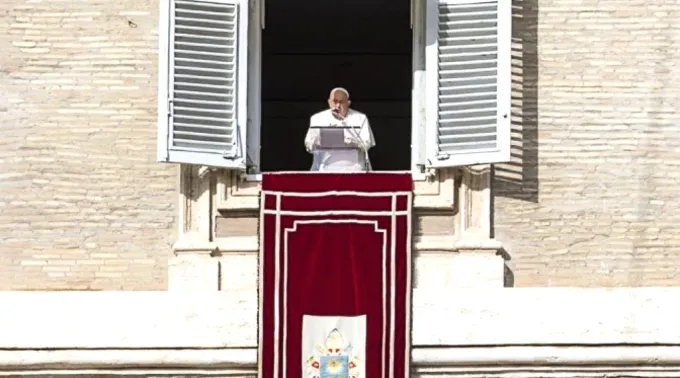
[304,88,376,172]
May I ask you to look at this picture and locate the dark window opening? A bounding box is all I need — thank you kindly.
[260,0,412,172]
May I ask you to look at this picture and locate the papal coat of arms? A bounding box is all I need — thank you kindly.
[305,328,361,378]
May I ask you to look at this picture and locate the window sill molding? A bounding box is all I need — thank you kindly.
[174,235,456,254]
[216,168,458,211]
[173,234,501,255]
[176,164,499,270]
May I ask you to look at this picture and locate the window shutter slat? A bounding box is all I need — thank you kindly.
[157,0,248,169]
[426,0,511,168]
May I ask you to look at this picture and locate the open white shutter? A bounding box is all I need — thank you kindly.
[425,0,510,167]
[157,0,248,168]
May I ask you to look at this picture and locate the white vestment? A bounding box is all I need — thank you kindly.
[304,109,376,172]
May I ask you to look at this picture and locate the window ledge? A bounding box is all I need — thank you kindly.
[174,235,500,254]
[216,168,458,211]
[242,170,432,182]
[176,235,458,254]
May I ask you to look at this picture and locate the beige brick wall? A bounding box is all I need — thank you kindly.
[495,0,680,286]
[0,0,175,290]
[4,0,679,290]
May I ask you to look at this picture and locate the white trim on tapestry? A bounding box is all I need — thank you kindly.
[257,193,265,378]
[262,210,410,217]
[273,193,281,378]
[382,219,388,378]
[261,190,413,197]
[389,195,397,378]
[283,219,388,378]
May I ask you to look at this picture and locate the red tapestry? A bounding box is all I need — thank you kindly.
[259,173,413,378]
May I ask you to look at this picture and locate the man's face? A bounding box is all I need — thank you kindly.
[328,91,351,117]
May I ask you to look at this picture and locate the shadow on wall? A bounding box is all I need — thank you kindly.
[490,0,538,286]
[495,247,514,287]
[493,0,539,204]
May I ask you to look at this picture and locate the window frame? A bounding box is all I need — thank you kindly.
[242,0,429,182]
[156,0,511,176]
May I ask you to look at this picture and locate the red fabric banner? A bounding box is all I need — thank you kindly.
[259,173,413,378]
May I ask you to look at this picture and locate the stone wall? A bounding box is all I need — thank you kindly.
[0,0,175,289]
[494,0,680,286]
[3,0,679,291]
[169,167,508,291]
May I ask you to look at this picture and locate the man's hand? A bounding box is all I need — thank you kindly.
[344,135,364,149]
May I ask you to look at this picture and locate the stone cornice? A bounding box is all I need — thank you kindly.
[2,289,680,376]
[2,346,680,377]
[1,289,679,348]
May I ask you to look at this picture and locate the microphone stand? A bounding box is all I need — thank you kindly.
[333,110,371,172]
